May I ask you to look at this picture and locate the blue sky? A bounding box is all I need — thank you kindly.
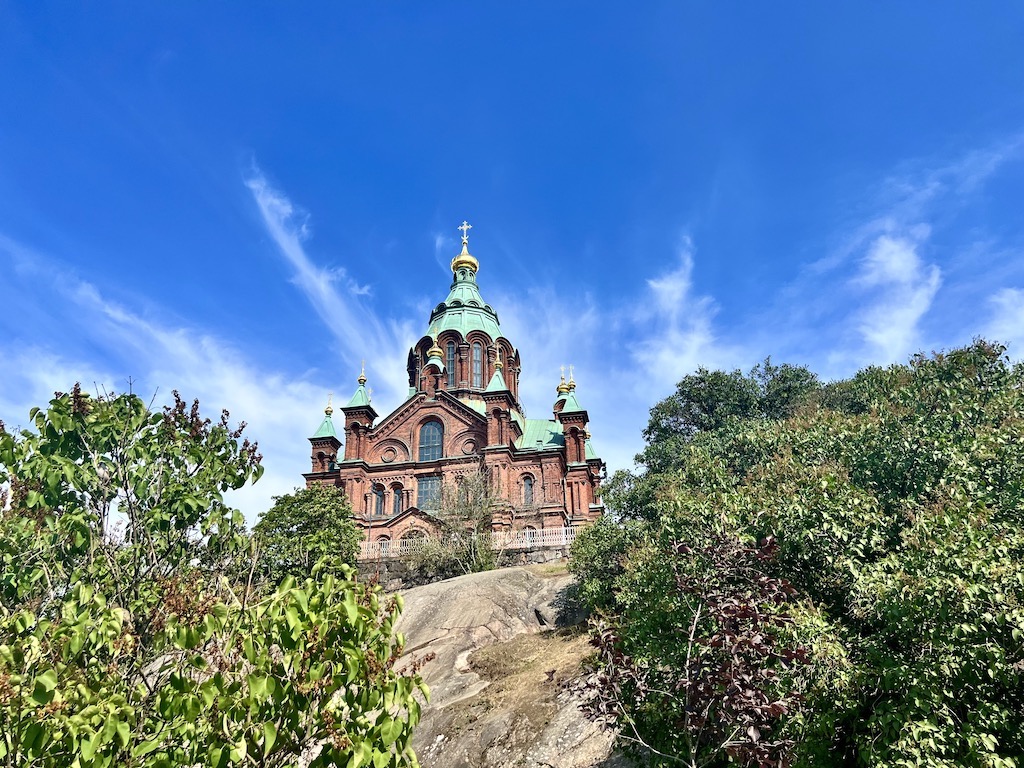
[2,4,1023,519]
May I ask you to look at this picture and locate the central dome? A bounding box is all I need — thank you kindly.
[427,237,502,340]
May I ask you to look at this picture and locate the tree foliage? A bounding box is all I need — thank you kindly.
[406,469,507,577]
[572,341,1024,767]
[0,387,427,768]
[577,534,810,768]
[253,484,361,587]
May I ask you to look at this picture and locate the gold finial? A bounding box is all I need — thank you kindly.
[357,360,367,386]
[427,334,444,359]
[568,365,576,391]
[325,392,334,416]
[451,220,480,274]
[495,347,504,370]
[556,365,570,395]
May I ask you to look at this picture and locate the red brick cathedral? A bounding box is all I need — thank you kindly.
[304,223,604,551]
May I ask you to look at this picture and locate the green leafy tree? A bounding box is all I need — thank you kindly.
[574,341,1024,766]
[577,534,811,768]
[406,469,511,578]
[613,360,820,516]
[0,386,427,767]
[254,484,361,586]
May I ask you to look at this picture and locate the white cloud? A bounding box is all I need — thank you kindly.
[0,247,329,525]
[851,232,942,362]
[244,167,413,404]
[986,287,1024,354]
[631,238,729,397]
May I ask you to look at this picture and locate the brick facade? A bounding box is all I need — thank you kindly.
[303,228,605,550]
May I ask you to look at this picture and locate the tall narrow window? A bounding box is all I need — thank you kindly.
[446,341,456,388]
[373,485,385,517]
[392,485,403,516]
[472,342,483,388]
[417,476,441,511]
[419,421,443,462]
[523,476,534,506]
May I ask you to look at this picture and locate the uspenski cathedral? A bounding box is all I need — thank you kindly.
[303,223,604,552]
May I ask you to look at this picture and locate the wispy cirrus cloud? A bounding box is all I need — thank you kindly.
[631,239,722,394]
[244,167,414,403]
[986,287,1024,354]
[0,236,329,522]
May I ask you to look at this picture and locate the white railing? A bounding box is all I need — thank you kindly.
[358,526,579,561]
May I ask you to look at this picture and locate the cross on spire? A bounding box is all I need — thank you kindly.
[458,220,472,244]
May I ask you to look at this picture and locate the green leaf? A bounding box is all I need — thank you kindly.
[35,668,58,692]
[379,717,402,746]
[262,722,277,757]
[116,720,131,747]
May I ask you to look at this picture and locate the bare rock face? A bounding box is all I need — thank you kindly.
[394,565,626,768]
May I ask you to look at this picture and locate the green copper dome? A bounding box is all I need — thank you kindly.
[427,265,503,341]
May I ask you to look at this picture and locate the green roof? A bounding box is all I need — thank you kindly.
[485,368,507,392]
[346,383,371,408]
[559,391,585,413]
[515,419,565,452]
[585,439,598,461]
[311,414,337,439]
[427,267,503,341]
[460,398,487,415]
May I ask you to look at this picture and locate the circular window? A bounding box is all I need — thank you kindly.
[461,440,476,455]
[381,447,397,463]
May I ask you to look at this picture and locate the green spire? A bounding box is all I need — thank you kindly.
[559,390,584,413]
[312,414,337,438]
[485,368,507,392]
[311,394,337,438]
[346,364,371,407]
[486,347,508,392]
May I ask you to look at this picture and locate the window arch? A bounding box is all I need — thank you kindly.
[472,342,483,388]
[446,341,456,388]
[419,421,443,461]
[523,475,535,506]
[392,484,404,517]
[373,485,385,517]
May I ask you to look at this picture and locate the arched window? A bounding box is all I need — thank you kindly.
[446,341,456,388]
[523,475,535,506]
[373,485,385,517]
[472,342,483,388]
[419,421,443,461]
[392,484,403,517]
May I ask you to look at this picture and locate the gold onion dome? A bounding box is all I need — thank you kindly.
[324,393,334,416]
[427,336,444,359]
[556,373,571,395]
[357,361,367,386]
[451,220,479,273]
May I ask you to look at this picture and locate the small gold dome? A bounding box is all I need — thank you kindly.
[427,336,444,359]
[451,241,479,274]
